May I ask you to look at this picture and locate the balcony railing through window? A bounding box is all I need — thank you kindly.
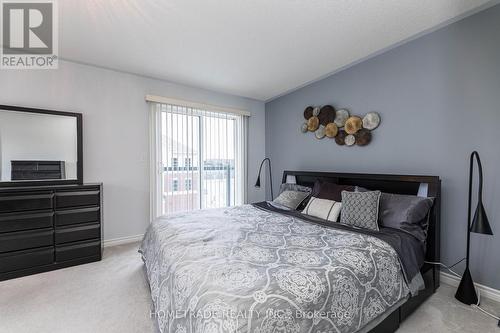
[150,101,247,217]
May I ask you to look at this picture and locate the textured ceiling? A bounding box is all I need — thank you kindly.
[59,0,494,101]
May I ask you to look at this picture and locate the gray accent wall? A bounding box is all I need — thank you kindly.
[265,5,500,289]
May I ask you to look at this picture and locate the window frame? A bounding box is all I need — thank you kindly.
[149,99,248,220]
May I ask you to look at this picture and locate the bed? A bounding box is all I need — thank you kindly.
[140,171,441,333]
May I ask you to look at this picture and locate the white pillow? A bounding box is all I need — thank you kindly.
[302,197,342,222]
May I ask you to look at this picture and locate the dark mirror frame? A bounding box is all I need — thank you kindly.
[0,104,83,187]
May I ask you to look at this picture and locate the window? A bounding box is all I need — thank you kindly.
[150,99,248,217]
[185,178,192,191]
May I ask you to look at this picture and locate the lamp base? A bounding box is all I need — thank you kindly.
[455,267,478,305]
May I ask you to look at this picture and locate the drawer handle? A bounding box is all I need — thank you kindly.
[0,194,54,201]
[2,229,53,239]
[0,212,54,222]
[57,240,101,250]
[56,191,99,197]
[55,207,100,215]
[56,223,100,233]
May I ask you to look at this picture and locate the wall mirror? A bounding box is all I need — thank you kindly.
[0,105,82,187]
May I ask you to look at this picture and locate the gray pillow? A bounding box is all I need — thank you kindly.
[279,183,312,194]
[279,183,312,210]
[272,190,310,210]
[379,193,434,242]
[354,186,369,192]
[340,191,381,231]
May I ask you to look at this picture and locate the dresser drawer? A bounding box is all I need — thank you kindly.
[55,223,100,244]
[56,240,101,262]
[0,229,54,253]
[0,211,54,233]
[0,192,54,213]
[0,247,54,273]
[55,190,100,209]
[55,207,100,227]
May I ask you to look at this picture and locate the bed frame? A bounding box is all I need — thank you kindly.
[282,170,441,333]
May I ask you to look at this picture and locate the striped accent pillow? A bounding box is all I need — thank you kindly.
[301,196,342,222]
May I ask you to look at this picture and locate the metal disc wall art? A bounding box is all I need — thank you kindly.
[355,129,372,146]
[318,105,335,125]
[335,129,347,145]
[301,105,381,147]
[307,116,319,131]
[315,125,326,139]
[325,123,338,138]
[344,116,363,135]
[334,109,350,127]
[304,106,313,120]
[345,134,356,146]
[362,112,381,130]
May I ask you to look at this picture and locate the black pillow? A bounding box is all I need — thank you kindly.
[311,180,355,202]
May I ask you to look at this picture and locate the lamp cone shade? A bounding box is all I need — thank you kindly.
[455,267,478,305]
[471,202,493,235]
[254,176,261,188]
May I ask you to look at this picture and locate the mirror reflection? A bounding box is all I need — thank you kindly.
[0,110,78,182]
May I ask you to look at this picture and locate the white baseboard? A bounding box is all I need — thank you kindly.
[441,271,500,303]
[103,234,144,247]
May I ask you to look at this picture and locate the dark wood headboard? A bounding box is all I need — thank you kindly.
[281,170,441,289]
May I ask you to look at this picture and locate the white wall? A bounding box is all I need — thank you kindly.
[0,111,78,181]
[0,60,266,241]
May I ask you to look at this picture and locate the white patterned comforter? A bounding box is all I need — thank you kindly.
[140,204,410,333]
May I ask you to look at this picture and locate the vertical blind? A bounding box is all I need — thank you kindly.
[150,101,248,218]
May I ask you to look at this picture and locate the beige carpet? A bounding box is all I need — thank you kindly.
[0,243,155,333]
[1,242,499,333]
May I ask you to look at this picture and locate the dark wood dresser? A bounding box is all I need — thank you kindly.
[0,183,103,281]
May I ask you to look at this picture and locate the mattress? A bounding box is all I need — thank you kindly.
[140,203,424,333]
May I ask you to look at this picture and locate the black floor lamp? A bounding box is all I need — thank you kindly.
[255,158,274,200]
[455,151,494,305]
